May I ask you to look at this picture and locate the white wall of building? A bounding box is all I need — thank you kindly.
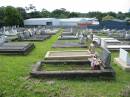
[24,18,99,26]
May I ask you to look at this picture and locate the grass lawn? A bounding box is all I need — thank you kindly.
[41,63,90,71]
[0,30,130,97]
[56,39,80,43]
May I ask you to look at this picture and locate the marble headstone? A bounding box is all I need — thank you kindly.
[101,40,107,48]
[0,35,6,46]
[119,49,130,66]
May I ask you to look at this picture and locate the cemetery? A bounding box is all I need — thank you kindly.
[1,1,130,96]
[1,27,130,97]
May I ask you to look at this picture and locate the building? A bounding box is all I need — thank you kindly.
[100,19,129,30]
[24,18,60,26]
[24,18,99,27]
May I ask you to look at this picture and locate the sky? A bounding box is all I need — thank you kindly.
[0,0,130,13]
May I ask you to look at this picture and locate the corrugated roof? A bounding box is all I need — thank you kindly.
[59,18,98,22]
[25,18,98,22]
[103,19,126,22]
[25,18,56,21]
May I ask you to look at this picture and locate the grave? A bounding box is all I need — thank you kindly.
[44,50,93,61]
[40,29,57,35]
[99,38,130,50]
[31,48,115,79]
[52,40,87,48]
[101,38,121,46]
[18,31,51,41]
[114,49,130,71]
[101,39,130,51]
[58,35,78,40]
[93,36,101,46]
[0,35,35,55]
[61,31,74,35]
[106,45,130,51]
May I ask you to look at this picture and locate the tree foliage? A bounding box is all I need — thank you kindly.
[50,8,70,18]
[0,5,130,27]
[4,6,23,26]
[41,8,50,18]
[102,15,115,21]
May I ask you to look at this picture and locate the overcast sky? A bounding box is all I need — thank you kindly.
[0,0,130,13]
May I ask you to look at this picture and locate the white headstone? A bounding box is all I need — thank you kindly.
[119,49,130,66]
[97,38,101,45]
[0,35,6,46]
[71,28,73,33]
[101,40,107,48]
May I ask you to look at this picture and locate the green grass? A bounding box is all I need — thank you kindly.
[56,39,80,43]
[42,64,90,71]
[0,30,130,97]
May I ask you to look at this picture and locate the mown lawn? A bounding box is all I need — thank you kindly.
[0,30,130,97]
[41,63,90,71]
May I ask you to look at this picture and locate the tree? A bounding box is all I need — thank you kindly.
[41,8,50,17]
[0,7,5,26]
[68,12,79,18]
[125,12,130,18]
[116,12,125,20]
[28,11,42,18]
[102,15,114,21]
[4,6,23,26]
[86,11,104,21]
[25,4,36,12]
[51,8,70,18]
[106,12,116,18]
[17,7,27,19]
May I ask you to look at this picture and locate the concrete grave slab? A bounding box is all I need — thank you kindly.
[0,42,35,55]
[52,40,87,48]
[44,50,93,61]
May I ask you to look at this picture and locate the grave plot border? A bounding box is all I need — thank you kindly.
[30,60,115,79]
[52,41,87,48]
[58,37,78,40]
[0,43,35,55]
[107,47,130,51]
[19,35,51,41]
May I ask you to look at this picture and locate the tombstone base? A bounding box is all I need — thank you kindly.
[114,58,130,71]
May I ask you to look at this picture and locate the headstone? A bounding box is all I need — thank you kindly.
[125,32,130,39]
[109,31,113,36]
[3,26,5,33]
[0,35,6,46]
[101,40,107,48]
[90,32,93,40]
[79,36,84,44]
[18,33,25,40]
[119,49,130,66]
[24,31,30,39]
[100,48,111,68]
[96,37,101,46]
[71,28,73,33]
